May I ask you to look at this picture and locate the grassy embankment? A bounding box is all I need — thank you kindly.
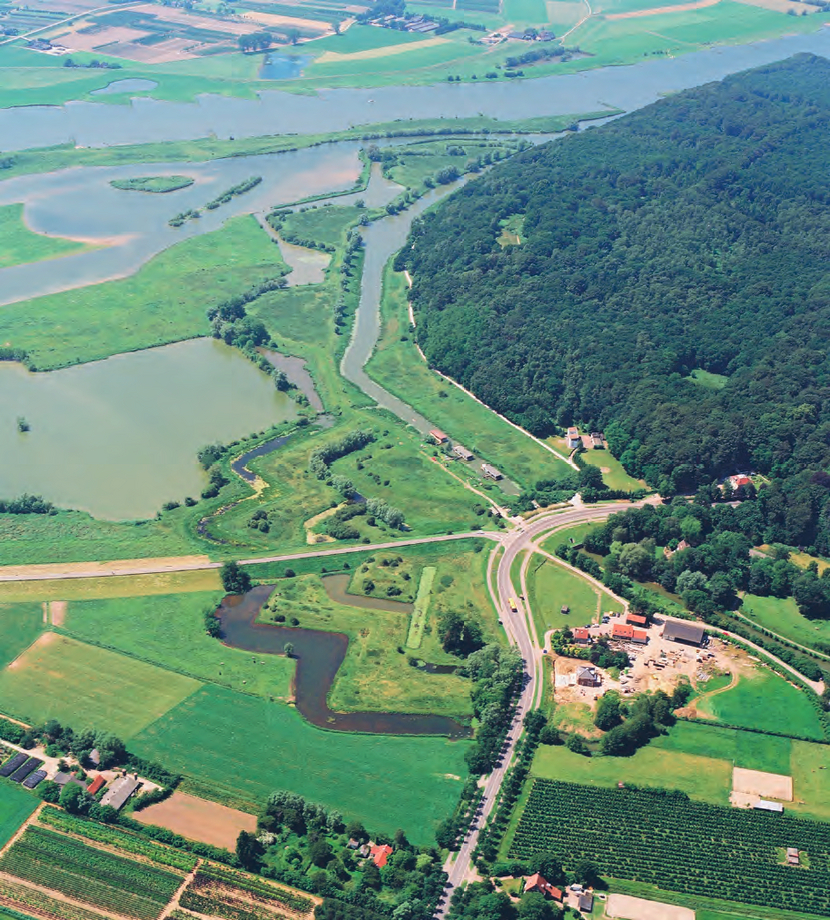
[0,203,92,268]
[366,262,572,490]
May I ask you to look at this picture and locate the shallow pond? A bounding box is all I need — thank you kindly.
[0,338,297,520]
[218,584,469,737]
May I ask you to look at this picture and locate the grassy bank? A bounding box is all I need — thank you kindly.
[0,203,91,268]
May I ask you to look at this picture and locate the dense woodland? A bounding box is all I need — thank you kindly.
[403,54,830,552]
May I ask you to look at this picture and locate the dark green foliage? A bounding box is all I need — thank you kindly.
[0,494,55,515]
[404,54,830,552]
[236,830,265,871]
[593,691,622,731]
[220,561,252,595]
[511,779,830,915]
[439,610,485,657]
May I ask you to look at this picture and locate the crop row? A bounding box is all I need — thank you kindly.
[0,827,182,920]
[195,867,312,912]
[0,876,110,920]
[180,888,282,920]
[38,808,197,872]
[509,780,830,916]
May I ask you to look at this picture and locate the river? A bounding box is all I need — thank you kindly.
[1,31,829,152]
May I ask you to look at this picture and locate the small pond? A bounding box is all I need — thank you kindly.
[259,349,323,411]
[258,54,311,80]
[217,584,469,738]
[0,338,297,520]
[91,79,159,96]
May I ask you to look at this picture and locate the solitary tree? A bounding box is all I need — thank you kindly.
[221,561,251,594]
[284,642,295,658]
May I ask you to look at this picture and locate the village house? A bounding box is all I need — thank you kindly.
[663,539,690,559]
[452,444,474,461]
[577,665,601,687]
[612,623,648,644]
[369,843,393,868]
[100,774,141,811]
[572,627,591,645]
[524,874,563,900]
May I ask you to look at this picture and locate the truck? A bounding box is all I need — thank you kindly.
[508,597,518,613]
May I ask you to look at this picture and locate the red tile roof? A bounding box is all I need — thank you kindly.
[524,874,563,900]
[87,775,105,796]
[573,628,590,640]
[627,613,647,626]
[370,843,393,868]
[612,623,634,639]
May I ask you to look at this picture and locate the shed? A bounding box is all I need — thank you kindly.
[755,800,784,813]
[22,770,46,790]
[0,753,27,778]
[429,428,448,444]
[662,618,706,646]
[591,432,604,448]
[481,463,503,480]
[100,774,141,811]
[453,444,474,461]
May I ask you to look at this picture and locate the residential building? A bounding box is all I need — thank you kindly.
[524,874,563,900]
[370,843,393,868]
[566,426,581,449]
[100,774,141,811]
[612,623,648,644]
[573,627,591,644]
[576,666,600,687]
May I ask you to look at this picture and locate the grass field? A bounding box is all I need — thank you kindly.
[259,573,472,718]
[741,593,830,652]
[0,215,283,369]
[0,570,222,603]
[280,205,364,247]
[0,603,43,669]
[0,784,38,851]
[579,450,646,491]
[367,264,571,491]
[695,664,825,741]
[131,683,468,841]
[539,521,600,553]
[62,592,294,702]
[0,633,200,738]
[527,557,619,639]
[0,203,91,269]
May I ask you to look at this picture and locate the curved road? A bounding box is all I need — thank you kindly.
[436,502,631,915]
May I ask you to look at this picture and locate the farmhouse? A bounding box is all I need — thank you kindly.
[453,444,474,461]
[566,426,581,449]
[481,463,503,480]
[370,843,393,868]
[573,627,590,645]
[577,666,600,687]
[612,623,648,644]
[662,618,706,647]
[429,428,448,445]
[524,874,562,900]
[100,774,141,811]
[663,539,690,559]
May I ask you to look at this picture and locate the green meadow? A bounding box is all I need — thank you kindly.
[0,203,91,268]
[0,634,200,737]
[741,593,830,652]
[526,557,619,638]
[131,684,468,841]
[0,784,38,850]
[0,603,43,669]
[0,215,284,369]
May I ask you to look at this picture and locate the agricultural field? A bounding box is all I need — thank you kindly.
[0,826,183,920]
[0,569,222,603]
[510,779,830,915]
[258,572,472,717]
[0,783,38,850]
[0,214,283,369]
[0,602,43,669]
[694,663,825,741]
[0,203,91,269]
[367,264,572,490]
[526,557,619,638]
[130,684,469,841]
[61,591,294,702]
[0,633,201,738]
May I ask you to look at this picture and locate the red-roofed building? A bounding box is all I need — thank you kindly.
[524,874,563,901]
[370,843,393,868]
[429,428,448,445]
[87,775,106,796]
[612,623,648,644]
[573,627,591,644]
[626,613,648,627]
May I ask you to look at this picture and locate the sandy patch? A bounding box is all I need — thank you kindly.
[733,767,793,801]
[0,555,213,583]
[605,0,719,18]
[316,35,446,63]
[241,10,333,32]
[304,504,343,544]
[134,791,257,850]
[607,894,693,920]
[49,601,67,627]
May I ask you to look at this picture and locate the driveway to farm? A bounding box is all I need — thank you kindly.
[435,501,633,916]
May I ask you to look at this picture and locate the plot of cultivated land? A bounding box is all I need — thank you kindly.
[0,633,200,738]
[0,603,43,670]
[316,35,447,62]
[732,767,793,800]
[605,0,720,17]
[607,894,693,920]
[134,791,257,850]
[59,25,150,52]
[242,10,332,32]
[131,685,467,842]
[0,569,221,603]
[0,784,38,850]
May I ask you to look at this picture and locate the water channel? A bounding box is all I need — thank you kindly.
[217,583,469,737]
[0,338,297,520]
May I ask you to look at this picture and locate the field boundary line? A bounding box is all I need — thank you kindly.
[160,860,201,919]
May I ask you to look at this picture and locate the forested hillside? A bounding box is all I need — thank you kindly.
[403,54,830,551]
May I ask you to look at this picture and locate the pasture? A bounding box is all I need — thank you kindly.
[0,783,38,851]
[131,684,468,841]
[0,204,90,269]
[741,592,830,652]
[0,603,43,669]
[61,592,294,702]
[368,265,571,490]
[695,664,825,741]
[0,215,282,369]
[0,633,200,738]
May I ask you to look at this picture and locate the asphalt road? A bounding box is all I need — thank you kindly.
[435,502,631,917]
